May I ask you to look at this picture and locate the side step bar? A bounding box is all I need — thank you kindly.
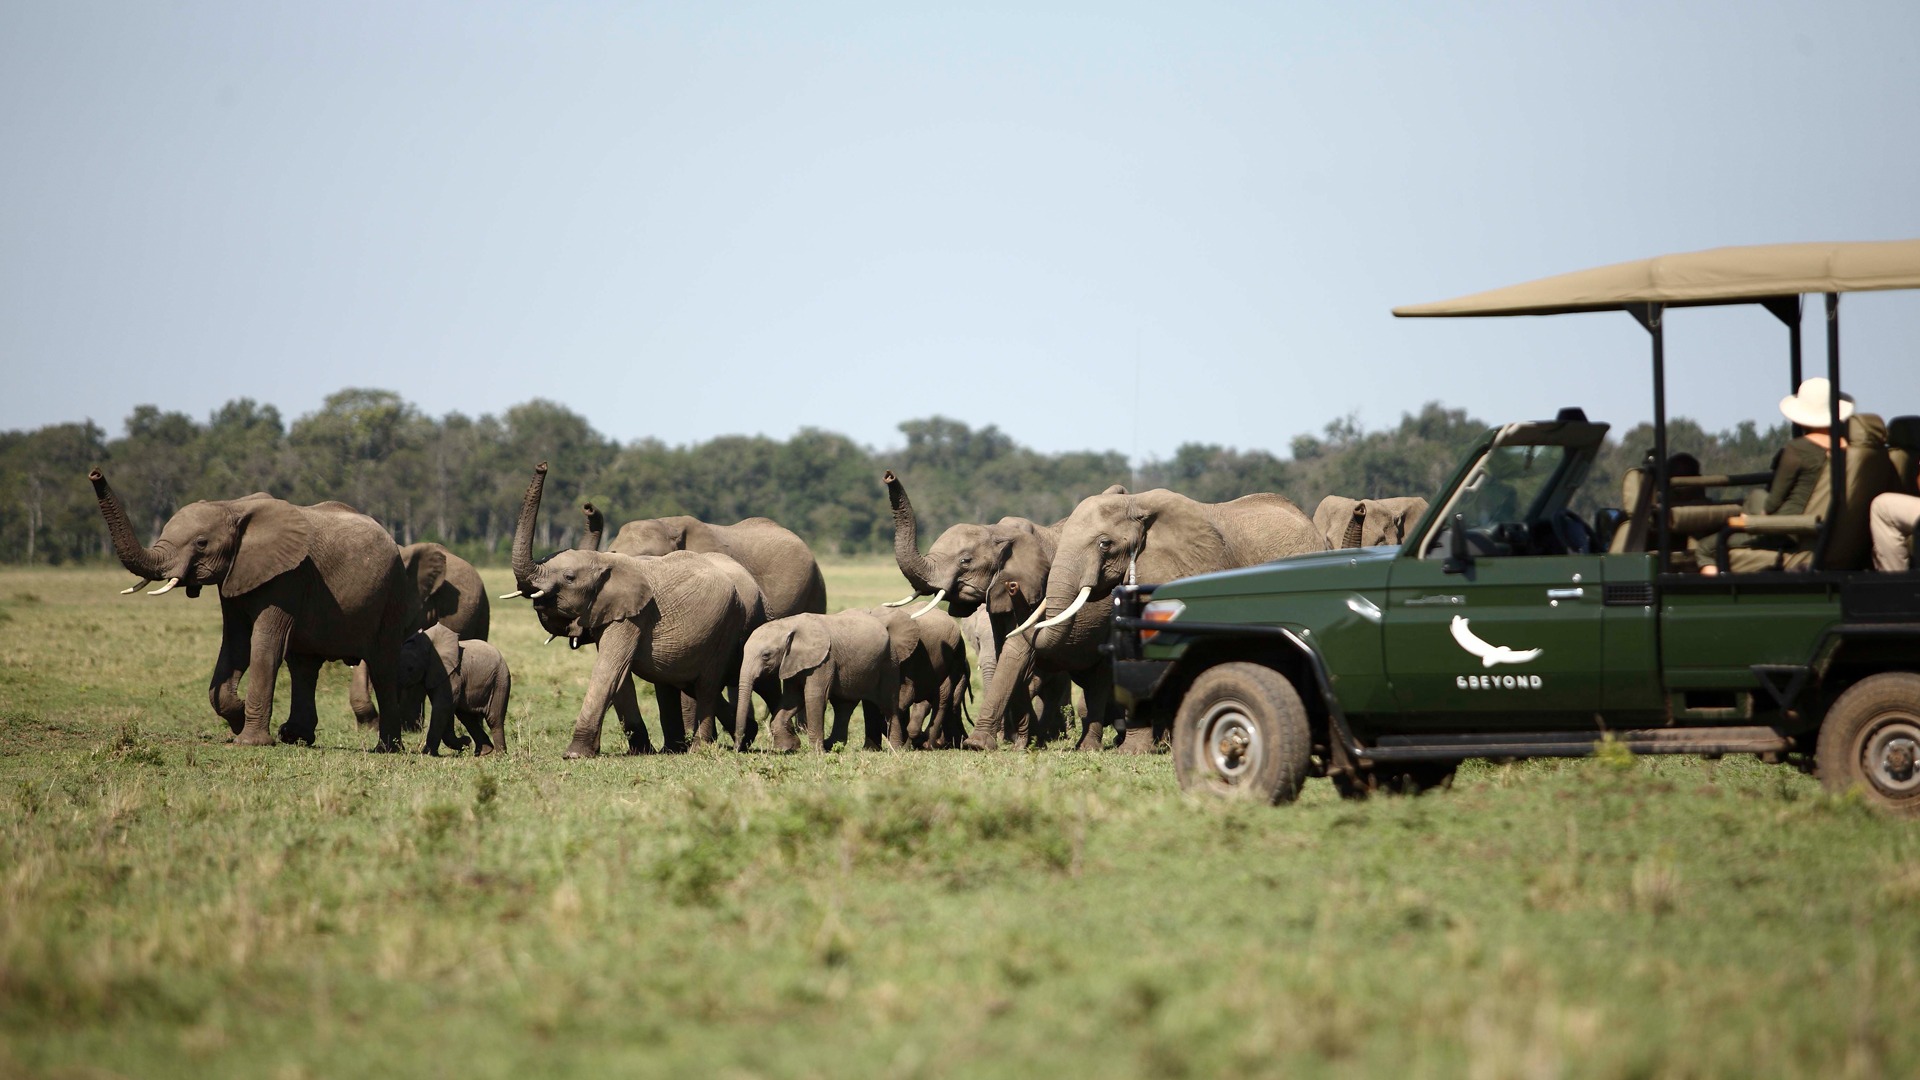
[1364,726,1793,764]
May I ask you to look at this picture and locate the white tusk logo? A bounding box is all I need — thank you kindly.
[1450,615,1543,668]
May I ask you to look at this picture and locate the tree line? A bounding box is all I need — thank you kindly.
[0,389,1782,566]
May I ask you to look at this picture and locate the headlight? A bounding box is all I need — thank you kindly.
[1139,598,1185,641]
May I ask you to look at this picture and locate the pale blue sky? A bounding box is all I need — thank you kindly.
[4,1,1917,460]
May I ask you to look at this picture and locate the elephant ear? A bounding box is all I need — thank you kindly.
[426,623,462,677]
[407,544,450,611]
[224,500,313,597]
[780,620,830,681]
[585,560,650,625]
[988,530,1049,616]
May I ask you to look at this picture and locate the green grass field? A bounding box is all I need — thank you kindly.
[2,561,1917,1078]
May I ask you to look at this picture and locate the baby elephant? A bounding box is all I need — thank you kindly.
[398,623,512,756]
[736,611,900,752]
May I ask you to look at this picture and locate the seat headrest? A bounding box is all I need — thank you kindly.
[1889,415,1920,451]
[1848,412,1888,450]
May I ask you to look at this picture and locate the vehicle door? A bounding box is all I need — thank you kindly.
[1383,424,1608,728]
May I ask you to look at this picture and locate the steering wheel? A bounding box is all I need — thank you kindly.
[1549,509,1592,555]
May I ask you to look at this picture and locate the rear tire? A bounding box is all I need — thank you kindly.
[1171,663,1311,805]
[1817,672,1920,815]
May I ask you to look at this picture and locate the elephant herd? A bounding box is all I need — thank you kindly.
[87,462,1423,757]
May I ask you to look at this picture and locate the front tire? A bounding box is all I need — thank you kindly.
[1817,672,1920,815]
[1171,663,1311,805]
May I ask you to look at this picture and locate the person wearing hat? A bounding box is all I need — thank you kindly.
[1698,378,1852,574]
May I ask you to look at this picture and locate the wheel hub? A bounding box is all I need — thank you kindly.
[1202,705,1262,782]
[1862,716,1920,795]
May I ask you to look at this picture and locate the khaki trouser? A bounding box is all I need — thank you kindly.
[1872,492,1920,572]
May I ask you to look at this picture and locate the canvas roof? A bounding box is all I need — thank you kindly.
[1393,239,1920,318]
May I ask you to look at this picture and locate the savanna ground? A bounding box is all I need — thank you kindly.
[2,561,1917,1079]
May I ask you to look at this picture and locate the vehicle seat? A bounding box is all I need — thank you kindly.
[1889,415,1920,491]
[1722,413,1900,572]
[1610,465,1653,553]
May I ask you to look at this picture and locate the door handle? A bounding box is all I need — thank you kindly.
[1546,587,1586,600]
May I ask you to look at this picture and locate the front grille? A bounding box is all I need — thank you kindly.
[1604,582,1654,606]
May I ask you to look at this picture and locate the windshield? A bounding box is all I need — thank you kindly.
[1453,444,1567,530]
[1424,441,1592,558]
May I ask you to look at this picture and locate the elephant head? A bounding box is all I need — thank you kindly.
[396,624,463,727]
[1313,495,1429,549]
[511,463,649,646]
[1034,489,1324,644]
[520,549,656,649]
[398,542,451,629]
[884,471,1059,619]
[91,469,311,599]
[735,616,832,746]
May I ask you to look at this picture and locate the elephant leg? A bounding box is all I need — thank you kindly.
[454,706,489,755]
[1073,675,1107,752]
[209,621,248,734]
[690,677,724,751]
[482,678,510,756]
[563,623,639,759]
[236,607,294,746]
[802,679,831,752]
[1113,694,1153,753]
[656,685,691,754]
[348,662,378,729]
[278,654,322,746]
[769,695,801,752]
[615,675,652,755]
[901,698,926,750]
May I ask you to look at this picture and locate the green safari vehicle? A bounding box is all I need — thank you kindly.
[1110,240,1920,810]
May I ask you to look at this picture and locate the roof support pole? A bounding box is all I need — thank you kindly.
[1651,305,1670,570]
[1823,291,1845,569]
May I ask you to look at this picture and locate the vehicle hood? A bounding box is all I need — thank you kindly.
[1151,544,1398,600]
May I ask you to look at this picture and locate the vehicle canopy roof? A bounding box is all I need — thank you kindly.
[1392,239,1920,318]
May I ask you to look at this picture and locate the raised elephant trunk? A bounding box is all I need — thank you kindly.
[1342,504,1366,549]
[510,462,548,594]
[885,471,937,595]
[89,469,166,583]
[581,502,604,552]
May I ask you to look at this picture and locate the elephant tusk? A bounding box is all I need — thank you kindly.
[527,589,547,599]
[1009,604,1047,636]
[908,589,946,620]
[147,577,181,596]
[882,593,921,608]
[545,634,556,645]
[499,590,523,599]
[1035,587,1092,630]
[119,578,151,595]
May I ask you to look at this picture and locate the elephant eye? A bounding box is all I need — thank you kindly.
[196,537,208,549]
[1098,537,1113,551]
[959,556,972,566]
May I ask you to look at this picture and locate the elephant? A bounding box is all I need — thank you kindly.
[582,504,826,620]
[509,464,765,758]
[884,470,1116,748]
[350,541,491,730]
[735,611,901,752]
[396,623,512,756]
[90,470,417,751]
[972,488,1327,753]
[1312,495,1431,549]
[864,604,969,749]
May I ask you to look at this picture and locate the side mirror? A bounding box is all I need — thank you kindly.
[1443,514,1472,575]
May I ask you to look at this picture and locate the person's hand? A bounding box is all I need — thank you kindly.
[1728,514,1748,529]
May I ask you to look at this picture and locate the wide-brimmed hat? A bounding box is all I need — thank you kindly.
[1779,377,1855,429]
